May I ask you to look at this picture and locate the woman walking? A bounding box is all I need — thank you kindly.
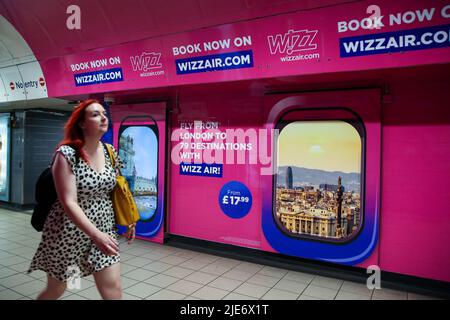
[28,99,134,300]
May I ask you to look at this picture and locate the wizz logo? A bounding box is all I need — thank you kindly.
[130,52,162,71]
[267,29,318,55]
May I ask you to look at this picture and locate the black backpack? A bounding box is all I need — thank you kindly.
[31,150,79,232]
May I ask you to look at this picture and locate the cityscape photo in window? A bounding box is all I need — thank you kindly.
[119,126,158,222]
[276,121,362,240]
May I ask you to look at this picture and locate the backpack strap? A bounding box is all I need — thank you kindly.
[50,146,80,168]
[49,152,58,167]
[74,151,80,166]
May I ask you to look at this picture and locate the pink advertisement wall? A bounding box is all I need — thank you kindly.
[18,0,449,283]
[379,70,450,282]
[36,0,450,98]
[167,88,381,267]
[164,65,450,283]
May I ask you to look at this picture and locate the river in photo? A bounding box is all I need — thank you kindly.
[135,195,157,221]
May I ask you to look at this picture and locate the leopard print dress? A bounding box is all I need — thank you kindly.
[28,144,122,282]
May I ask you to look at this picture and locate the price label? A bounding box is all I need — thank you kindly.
[218,181,252,219]
[222,196,250,205]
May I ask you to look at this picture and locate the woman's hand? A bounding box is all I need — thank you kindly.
[124,225,136,244]
[92,231,119,256]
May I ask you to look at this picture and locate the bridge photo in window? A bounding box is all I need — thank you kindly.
[119,126,158,222]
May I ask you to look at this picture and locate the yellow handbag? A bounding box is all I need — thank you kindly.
[104,143,140,228]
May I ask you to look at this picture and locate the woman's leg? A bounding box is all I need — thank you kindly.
[93,263,122,300]
[36,275,67,300]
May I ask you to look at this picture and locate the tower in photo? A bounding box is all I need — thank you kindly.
[286,166,293,189]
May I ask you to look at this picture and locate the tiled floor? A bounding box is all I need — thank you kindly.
[0,208,442,300]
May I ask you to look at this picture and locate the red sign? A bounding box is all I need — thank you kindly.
[9,82,14,90]
[39,77,45,87]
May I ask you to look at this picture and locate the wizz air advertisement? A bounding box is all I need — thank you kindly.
[167,89,381,267]
[40,0,450,97]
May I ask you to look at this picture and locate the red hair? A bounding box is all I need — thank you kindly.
[58,99,100,162]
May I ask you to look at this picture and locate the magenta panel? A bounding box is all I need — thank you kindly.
[379,80,450,282]
[38,0,450,97]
